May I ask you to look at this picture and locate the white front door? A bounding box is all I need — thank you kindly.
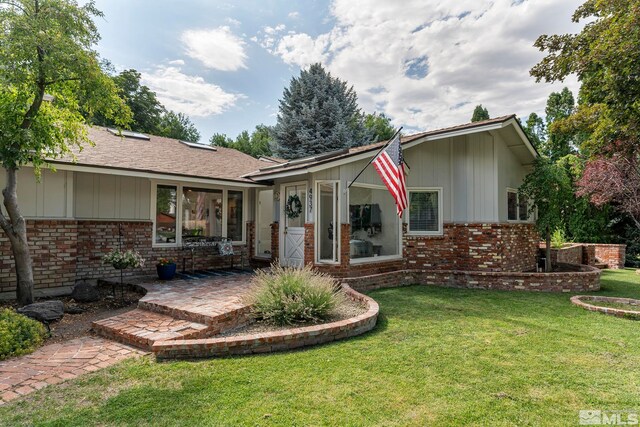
[281,183,307,267]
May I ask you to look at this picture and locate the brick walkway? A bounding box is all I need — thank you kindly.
[0,272,254,406]
[0,336,145,405]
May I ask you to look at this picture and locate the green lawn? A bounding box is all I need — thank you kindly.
[3,270,640,426]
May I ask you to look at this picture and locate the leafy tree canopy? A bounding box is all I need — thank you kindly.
[157,111,200,143]
[210,125,274,158]
[364,112,396,142]
[273,63,370,159]
[471,104,490,122]
[530,0,640,152]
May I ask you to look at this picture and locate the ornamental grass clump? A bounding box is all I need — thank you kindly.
[0,309,47,360]
[245,265,345,326]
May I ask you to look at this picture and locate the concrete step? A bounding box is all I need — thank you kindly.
[92,309,211,350]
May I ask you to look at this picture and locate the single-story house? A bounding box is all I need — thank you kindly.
[0,114,539,299]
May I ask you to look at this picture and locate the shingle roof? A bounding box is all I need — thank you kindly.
[247,114,517,179]
[52,127,267,183]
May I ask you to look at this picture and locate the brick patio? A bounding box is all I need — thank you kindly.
[92,272,255,350]
[0,336,145,405]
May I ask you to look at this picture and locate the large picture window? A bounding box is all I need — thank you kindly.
[408,190,442,234]
[153,183,245,245]
[182,187,223,238]
[349,185,400,261]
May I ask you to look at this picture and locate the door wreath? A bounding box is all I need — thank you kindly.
[285,194,303,219]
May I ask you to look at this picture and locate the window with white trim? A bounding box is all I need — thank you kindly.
[507,189,529,221]
[408,189,442,234]
[153,183,245,245]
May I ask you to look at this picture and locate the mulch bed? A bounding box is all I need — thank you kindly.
[0,283,144,344]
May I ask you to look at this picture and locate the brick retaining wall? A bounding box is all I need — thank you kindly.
[152,284,379,359]
[589,244,626,269]
[342,263,601,293]
[540,243,626,269]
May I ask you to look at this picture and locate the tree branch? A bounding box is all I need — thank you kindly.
[0,1,29,15]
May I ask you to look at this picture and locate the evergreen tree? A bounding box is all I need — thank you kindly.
[471,104,490,122]
[522,113,546,148]
[273,63,370,159]
[543,87,576,160]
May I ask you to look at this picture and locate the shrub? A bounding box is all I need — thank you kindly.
[245,265,345,326]
[0,309,47,360]
[551,228,568,249]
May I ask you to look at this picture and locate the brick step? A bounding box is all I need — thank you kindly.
[594,262,608,270]
[92,309,212,350]
[138,300,252,334]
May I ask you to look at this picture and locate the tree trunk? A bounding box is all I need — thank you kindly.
[0,168,34,305]
[545,225,552,273]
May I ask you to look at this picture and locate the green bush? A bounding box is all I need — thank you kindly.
[0,308,47,360]
[245,265,345,326]
[551,228,568,249]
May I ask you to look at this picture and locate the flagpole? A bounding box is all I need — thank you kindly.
[347,127,403,189]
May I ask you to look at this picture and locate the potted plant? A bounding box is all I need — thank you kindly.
[102,249,145,298]
[156,258,177,280]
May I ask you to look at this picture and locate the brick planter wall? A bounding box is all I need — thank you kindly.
[589,244,626,269]
[0,219,252,299]
[571,295,640,319]
[540,243,584,266]
[152,284,379,359]
[342,263,601,293]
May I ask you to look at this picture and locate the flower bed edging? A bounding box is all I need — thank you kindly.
[571,295,640,320]
[151,285,379,359]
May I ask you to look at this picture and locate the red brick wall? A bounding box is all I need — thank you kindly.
[539,243,584,266]
[404,223,537,273]
[0,220,79,296]
[342,263,601,293]
[0,219,252,298]
[270,222,279,263]
[590,244,626,269]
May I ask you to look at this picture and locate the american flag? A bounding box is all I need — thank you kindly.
[372,134,407,216]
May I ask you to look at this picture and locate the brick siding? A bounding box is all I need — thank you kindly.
[0,219,253,299]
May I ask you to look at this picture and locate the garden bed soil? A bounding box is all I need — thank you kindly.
[217,297,368,337]
[0,283,143,344]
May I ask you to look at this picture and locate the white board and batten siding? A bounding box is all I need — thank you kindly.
[0,167,74,218]
[74,172,151,220]
[313,132,501,224]
[495,131,532,222]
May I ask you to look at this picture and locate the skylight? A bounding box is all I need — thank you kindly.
[107,128,150,141]
[179,140,217,151]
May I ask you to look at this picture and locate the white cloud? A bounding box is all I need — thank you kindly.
[181,26,247,71]
[263,0,584,130]
[141,65,243,117]
[225,17,241,26]
[288,11,300,19]
[168,59,185,66]
[259,24,288,52]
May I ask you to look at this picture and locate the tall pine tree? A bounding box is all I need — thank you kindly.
[273,63,370,159]
[471,104,490,122]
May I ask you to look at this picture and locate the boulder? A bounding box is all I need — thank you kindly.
[71,279,101,302]
[64,304,85,314]
[18,300,64,323]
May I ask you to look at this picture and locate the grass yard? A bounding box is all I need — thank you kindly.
[2,269,640,426]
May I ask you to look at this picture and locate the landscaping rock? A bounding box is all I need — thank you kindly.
[18,300,64,323]
[71,279,101,302]
[64,304,85,314]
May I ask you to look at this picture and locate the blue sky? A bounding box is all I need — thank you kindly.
[92,0,583,142]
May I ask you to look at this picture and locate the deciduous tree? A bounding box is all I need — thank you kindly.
[471,105,490,122]
[0,0,130,305]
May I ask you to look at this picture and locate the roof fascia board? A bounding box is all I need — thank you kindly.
[43,162,268,188]
[503,117,539,159]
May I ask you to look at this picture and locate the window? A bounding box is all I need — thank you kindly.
[507,189,529,221]
[408,190,442,234]
[153,183,245,246]
[182,187,222,238]
[227,190,244,242]
[316,181,339,263]
[349,185,401,261]
[155,185,177,244]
